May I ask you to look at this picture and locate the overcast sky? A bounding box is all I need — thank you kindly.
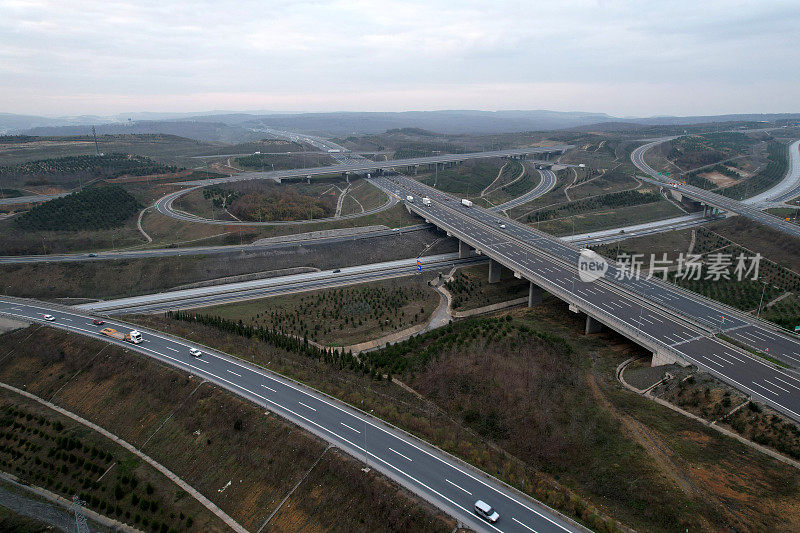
[1,0,797,117]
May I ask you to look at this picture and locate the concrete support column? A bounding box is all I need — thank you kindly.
[528,282,542,307]
[652,350,689,367]
[488,259,502,283]
[458,240,472,259]
[585,315,603,334]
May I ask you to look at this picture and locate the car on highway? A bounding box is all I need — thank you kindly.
[474,500,500,523]
[500,224,506,229]
[92,319,105,325]
[333,269,341,273]
[87,253,97,257]
[43,314,55,321]
[189,347,202,357]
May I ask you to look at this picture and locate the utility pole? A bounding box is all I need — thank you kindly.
[757,281,767,317]
[71,495,90,533]
[92,126,100,157]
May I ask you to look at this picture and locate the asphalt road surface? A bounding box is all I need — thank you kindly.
[76,253,484,314]
[0,298,584,533]
[491,169,557,212]
[373,175,800,422]
[0,224,434,264]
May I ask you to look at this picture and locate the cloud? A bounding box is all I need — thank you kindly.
[0,0,797,115]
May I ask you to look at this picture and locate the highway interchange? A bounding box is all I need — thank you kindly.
[373,174,800,422]
[3,129,800,531]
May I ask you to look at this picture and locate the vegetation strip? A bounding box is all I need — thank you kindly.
[0,381,247,533]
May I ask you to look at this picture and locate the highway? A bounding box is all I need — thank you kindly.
[384,174,800,366]
[152,146,569,225]
[642,176,800,239]
[0,191,70,206]
[632,137,800,238]
[744,139,800,204]
[491,169,557,212]
[153,180,398,226]
[75,253,483,314]
[373,175,800,421]
[0,298,583,533]
[0,224,435,264]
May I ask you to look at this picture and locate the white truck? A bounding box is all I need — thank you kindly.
[461,198,473,207]
[406,195,414,203]
[100,328,143,344]
[422,197,432,206]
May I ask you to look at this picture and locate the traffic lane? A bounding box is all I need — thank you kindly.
[418,201,706,348]
[0,300,581,533]
[680,336,800,419]
[0,225,433,264]
[79,253,474,312]
[104,258,486,314]
[726,326,800,366]
[392,176,800,364]
[411,195,800,421]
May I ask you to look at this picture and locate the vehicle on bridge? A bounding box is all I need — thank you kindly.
[100,327,143,344]
[461,198,473,207]
[406,195,414,202]
[422,197,432,206]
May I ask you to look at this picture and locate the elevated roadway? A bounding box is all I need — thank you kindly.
[154,146,568,226]
[632,137,800,238]
[373,175,800,422]
[383,174,800,366]
[491,169,557,212]
[0,298,583,533]
[75,254,482,314]
[0,224,434,264]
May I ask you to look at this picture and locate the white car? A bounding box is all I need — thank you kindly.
[189,347,202,357]
[500,224,506,229]
[43,314,55,321]
[474,500,500,523]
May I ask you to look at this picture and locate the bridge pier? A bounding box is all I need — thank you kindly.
[528,282,542,306]
[488,259,502,283]
[585,315,603,334]
[458,240,472,259]
[652,350,689,367]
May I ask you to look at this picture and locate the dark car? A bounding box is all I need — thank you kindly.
[92,319,105,325]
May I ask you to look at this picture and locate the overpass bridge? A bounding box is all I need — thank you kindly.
[643,176,800,239]
[176,146,571,188]
[371,174,800,423]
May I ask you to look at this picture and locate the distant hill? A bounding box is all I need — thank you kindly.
[4,110,800,140]
[19,120,261,144]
